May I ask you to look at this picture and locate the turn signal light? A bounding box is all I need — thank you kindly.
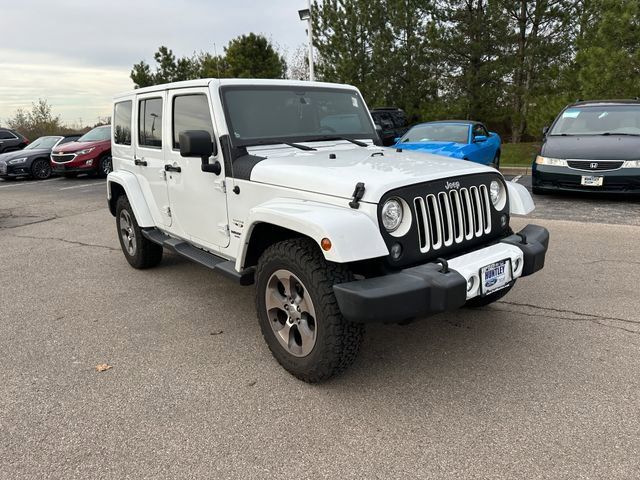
[321,238,332,251]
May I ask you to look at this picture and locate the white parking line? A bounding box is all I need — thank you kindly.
[59,182,103,191]
[0,178,63,189]
[511,175,522,183]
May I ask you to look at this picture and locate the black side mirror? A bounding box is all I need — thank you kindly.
[179,130,221,175]
[542,126,549,136]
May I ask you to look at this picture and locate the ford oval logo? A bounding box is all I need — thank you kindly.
[445,181,460,190]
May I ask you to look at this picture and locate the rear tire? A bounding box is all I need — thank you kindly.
[31,158,52,180]
[465,281,515,308]
[115,195,163,269]
[255,238,364,382]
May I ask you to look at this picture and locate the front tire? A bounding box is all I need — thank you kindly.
[115,195,163,269]
[255,238,364,382]
[97,154,112,178]
[31,158,52,180]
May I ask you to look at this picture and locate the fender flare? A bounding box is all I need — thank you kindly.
[106,171,155,227]
[236,198,389,271]
[506,181,535,215]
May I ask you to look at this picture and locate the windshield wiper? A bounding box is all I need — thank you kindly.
[602,132,640,136]
[309,135,369,147]
[285,142,317,151]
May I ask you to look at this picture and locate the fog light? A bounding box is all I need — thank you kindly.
[467,277,475,292]
[500,214,507,228]
[390,242,403,260]
[85,159,94,166]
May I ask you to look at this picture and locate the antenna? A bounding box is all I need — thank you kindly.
[213,43,221,78]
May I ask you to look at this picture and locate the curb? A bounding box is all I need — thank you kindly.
[500,166,531,176]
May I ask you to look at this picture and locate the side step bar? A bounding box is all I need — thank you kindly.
[141,228,255,285]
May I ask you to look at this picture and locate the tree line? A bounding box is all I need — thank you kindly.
[131,0,638,143]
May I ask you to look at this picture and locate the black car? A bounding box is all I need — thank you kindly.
[0,135,81,180]
[370,107,409,146]
[533,100,640,194]
[0,128,29,153]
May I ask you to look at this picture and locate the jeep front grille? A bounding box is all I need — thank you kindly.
[413,185,492,253]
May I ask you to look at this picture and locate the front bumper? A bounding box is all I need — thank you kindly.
[533,164,640,194]
[333,224,549,323]
[51,162,95,174]
[0,162,30,177]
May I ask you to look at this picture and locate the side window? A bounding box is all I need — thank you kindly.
[138,98,163,148]
[172,94,214,149]
[473,124,489,137]
[0,130,16,139]
[114,101,132,146]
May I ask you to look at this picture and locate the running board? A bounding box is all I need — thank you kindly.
[141,228,255,285]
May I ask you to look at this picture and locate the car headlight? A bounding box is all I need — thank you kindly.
[622,160,640,168]
[535,155,567,166]
[489,180,507,210]
[76,147,95,156]
[381,198,403,232]
[8,157,27,165]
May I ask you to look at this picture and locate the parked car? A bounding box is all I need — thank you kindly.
[107,78,548,382]
[50,125,112,178]
[395,121,502,169]
[370,107,409,146]
[0,128,29,153]
[533,99,640,194]
[0,135,81,180]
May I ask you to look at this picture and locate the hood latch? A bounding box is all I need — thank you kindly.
[349,182,366,209]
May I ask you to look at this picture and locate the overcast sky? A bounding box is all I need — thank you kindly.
[0,0,310,126]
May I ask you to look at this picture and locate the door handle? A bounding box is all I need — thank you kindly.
[164,164,182,173]
[134,157,147,166]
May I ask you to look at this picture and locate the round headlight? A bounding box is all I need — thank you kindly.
[490,180,503,207]
[381,198,403,232]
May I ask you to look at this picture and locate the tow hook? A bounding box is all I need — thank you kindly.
[436,257,449,273]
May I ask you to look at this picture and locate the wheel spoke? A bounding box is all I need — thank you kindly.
[297,320,315,356]
[266,287,286,311]
[274,321,292,347]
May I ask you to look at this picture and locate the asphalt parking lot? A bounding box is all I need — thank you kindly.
[1,175,639,479]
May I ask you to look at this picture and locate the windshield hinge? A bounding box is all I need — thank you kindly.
[349,182,366,209]
[214,179,226,193]
[218,223,230,236]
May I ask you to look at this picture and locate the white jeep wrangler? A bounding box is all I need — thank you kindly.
[107,79,549,382]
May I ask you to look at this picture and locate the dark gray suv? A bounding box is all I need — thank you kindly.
[0,128,29,153]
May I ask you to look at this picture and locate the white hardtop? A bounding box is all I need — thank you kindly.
[247,142,495,203]
[113,78,360,101]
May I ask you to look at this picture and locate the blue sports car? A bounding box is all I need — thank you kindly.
[394,120,502,168]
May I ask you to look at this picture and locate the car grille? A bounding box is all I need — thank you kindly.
[567,160,624,171]
[51,154,76,163]
[413,185,492,253]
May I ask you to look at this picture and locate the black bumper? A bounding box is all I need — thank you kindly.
[533,164,640,194]
[51,164,94,174]
[333,224,549,324]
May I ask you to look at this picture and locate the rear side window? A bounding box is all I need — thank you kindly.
[172,94,214,149]
[138,98,163,148]
[0,130,17,139]
[114,101,132,145]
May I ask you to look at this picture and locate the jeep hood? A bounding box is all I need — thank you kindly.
[246,142,494,203]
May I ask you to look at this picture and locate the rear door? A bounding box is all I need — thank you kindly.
[134,93,171,226]
[164,88,229,248]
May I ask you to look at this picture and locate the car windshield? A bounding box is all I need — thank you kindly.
[401,124,469,144]
[550,105,640,136]
[78,126,111,142]
[221,86,377,147]
[24,136,62,150]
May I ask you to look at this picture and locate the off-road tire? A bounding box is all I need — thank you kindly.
[31,158,52,180]
[465,281,515,308]
[255,238,364,382]
[115,195,163,269]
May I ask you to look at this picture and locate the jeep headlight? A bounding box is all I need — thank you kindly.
[8,157,27,165]
[622,160,640,168]
[381,198,403,232]
[489,180,507,210]
[535,155,567,166]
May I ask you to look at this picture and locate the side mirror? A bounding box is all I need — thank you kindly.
[179,130,217,158]
[393,136,401,143]
[179,130,221,175]
[473,135,488,143]
[542,126,549,136]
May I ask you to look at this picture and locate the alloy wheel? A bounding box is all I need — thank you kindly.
[119,209,137,256]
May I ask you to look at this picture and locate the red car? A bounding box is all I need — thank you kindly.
[51,125,112,178]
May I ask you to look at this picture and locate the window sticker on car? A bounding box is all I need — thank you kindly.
[563,109,581,118]
[351,96,359,108]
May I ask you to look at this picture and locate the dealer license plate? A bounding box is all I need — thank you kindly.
[480,260,512,296]
[581,175,603,187]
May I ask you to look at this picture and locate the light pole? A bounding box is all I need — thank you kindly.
[298,1,314,81]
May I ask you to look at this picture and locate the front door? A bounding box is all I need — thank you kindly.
[165,88,229,249]
[135,93,171,226]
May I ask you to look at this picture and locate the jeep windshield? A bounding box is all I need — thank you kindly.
[220,86,377,147]
[550,104,640,136]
